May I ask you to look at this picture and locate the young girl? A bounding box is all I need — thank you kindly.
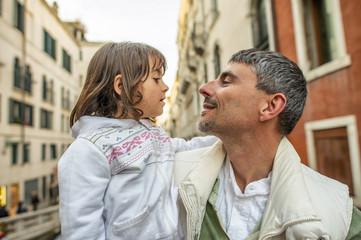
[58,42,217,239]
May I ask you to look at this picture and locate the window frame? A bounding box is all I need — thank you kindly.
[50,144,57,160]
[0,0,3,17]
[291,0,350,82]
[11,142,18,165]
[43,29,56,60]
[23,143,30,164]
[14,0,24,33]
[41,143,46,161]
[40,108,53,129]
[9,98,33,126]
[62,48,72,73]
[250,0,277,51]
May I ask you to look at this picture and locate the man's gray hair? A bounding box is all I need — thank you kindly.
[229,49,307,135]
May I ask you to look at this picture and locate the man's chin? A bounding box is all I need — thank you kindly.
[198,119,213,133]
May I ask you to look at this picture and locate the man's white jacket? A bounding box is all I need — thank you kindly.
[174,137,353,239]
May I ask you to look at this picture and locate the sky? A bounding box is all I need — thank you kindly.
[47,0,181,92]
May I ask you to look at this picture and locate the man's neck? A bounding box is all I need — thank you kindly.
[221,133,282,192]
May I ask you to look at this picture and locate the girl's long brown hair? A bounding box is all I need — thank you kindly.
[70,42,167,127]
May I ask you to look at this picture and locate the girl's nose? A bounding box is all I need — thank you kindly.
[162,80,169,92]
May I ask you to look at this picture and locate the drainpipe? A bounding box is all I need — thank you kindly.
[20,0,27,163]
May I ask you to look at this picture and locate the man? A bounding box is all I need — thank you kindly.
[175,49,361,239]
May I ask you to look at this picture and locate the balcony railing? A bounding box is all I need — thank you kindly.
[0,205,60,240]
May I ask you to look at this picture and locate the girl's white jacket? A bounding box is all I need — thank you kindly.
[58,116,217,240]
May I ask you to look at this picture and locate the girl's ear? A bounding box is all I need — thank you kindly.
[259,93,286,122]
[113,74,122,95]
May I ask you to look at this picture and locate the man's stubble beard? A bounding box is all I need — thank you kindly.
[198,116,216,133]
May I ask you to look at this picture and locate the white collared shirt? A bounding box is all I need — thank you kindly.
[216,156,271,240]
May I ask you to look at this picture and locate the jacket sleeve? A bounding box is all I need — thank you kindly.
[346,206,361,240]
[171,135,219,152]
[58,138,111,240]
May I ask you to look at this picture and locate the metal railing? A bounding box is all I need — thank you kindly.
[0,205,60,240]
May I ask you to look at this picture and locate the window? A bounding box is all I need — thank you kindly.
[60,114,63,132]
[214,44,221,79]
[305,115,361,207]
[0,185,6,207]
[11,143,18,165]
[14,0,24,33]
[13,59,32,93]
[211,0,218,12]
[50,144,57,159]
[252,0,269,50]
[291,0,350,81]
[14,58,21,88]
[42,76,47,100]
[79,75,83,87]
[42,76,54,103]
[41,144,46,161]
[66,116,70,133]
[250,0,276,51]
[42,176,47,200]
[24,179,38,205]
[62,48,72,73]
[40,109,52,129]
[23,143,30,163]
[49,80,54,103]
[66,90,70,110]
[210,0,219,24]
[23,102,33,125]
[24,65,32,93]
[43,29,56,59]
[61,87,64,108]
[61,88,71,110]
[9,99,33,125]
[303,0,336,68]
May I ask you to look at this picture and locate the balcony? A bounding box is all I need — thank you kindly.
[0,205,60,240]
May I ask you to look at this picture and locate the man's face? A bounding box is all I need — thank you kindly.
[198,62,268,136]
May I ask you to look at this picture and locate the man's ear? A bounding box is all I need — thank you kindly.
[113,74,122,96]
[260,93,286,122]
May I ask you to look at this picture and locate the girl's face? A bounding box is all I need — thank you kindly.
[136,57,169,118]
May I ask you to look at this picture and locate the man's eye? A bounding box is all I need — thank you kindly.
[221,80,230,85]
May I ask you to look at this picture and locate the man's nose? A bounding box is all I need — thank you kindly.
[199,80,215,97]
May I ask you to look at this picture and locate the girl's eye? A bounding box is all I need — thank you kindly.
[153,78,161,83]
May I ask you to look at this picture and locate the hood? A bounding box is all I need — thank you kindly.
[71,116,153,138]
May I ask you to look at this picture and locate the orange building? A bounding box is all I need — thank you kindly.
[273,0,361,207]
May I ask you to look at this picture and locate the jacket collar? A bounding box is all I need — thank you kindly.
[259,137,322,238]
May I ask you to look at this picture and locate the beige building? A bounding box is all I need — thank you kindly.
[0,0,104,214]
[163,0,276,139]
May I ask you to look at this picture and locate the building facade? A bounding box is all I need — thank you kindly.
[167,0,361,207]
[164,0,277,139]
[275,0,361,207]
[0,0,104,214]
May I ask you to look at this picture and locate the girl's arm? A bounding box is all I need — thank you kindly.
[171,135,219,152]
[58,138,110,240]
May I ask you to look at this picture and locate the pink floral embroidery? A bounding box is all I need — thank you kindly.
[110,145,153,175]
[106,130,170,166]
[107,146,124,164]
[122,136,143,152]
[141,131,152,140]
